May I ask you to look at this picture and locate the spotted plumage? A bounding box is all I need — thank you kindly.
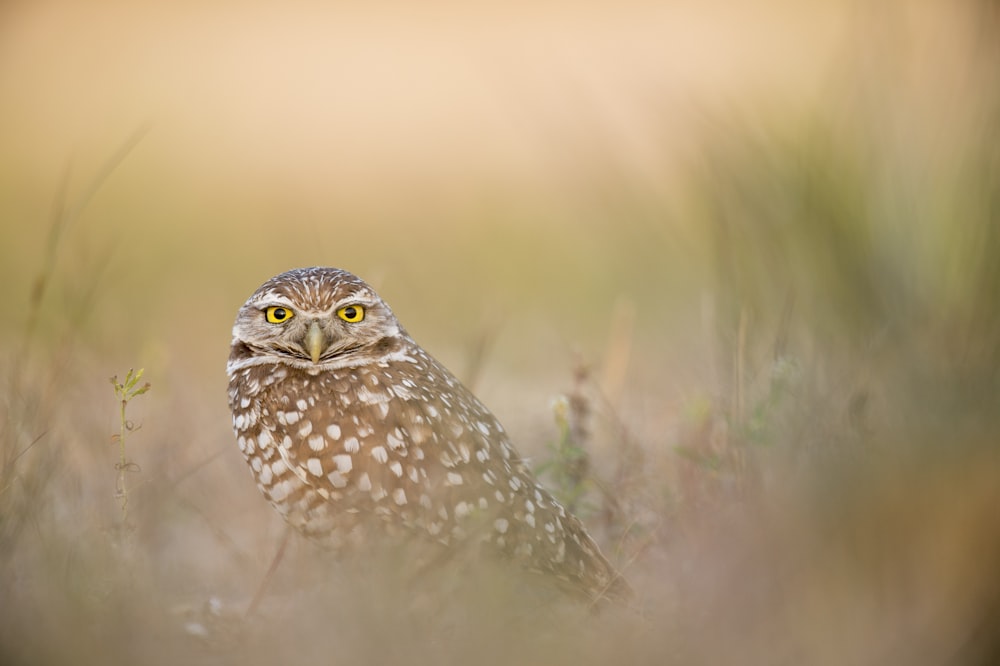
[228,267,628,603]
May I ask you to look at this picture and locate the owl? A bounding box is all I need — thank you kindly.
[227,267,628,603]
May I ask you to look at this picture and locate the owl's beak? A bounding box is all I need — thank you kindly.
[305,321,328,363]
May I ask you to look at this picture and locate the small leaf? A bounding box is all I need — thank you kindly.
[127,368,145,390]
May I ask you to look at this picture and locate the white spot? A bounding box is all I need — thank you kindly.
[413,447,424,460]
[525,513,536,528]
[333,454,352,473]
[446,472,464,486]
[525,500,535,513]
[250,457,262,472]
[258,430,272,448]
[476,449,489,463]
[494,489,505,502]
[426,405,439,418]
[454,501,471,518]
[270,480,291,502]
[296,399,308,411]
[428,522,442,535]
[392,488,407,505]
[545,522,555,533]
[344,437,360,453]
[358,472,372,491]
[326,424,341,440]
[419,494,432,509]
[327,471,347,488]
[284,411,301,425]
[477,422,490,435]
[355,385,374,403]
[386,431,404,449]
[458,443,471,462]
[555,539,566,563]
[240,397,251,409]
[371,485,387,501]
[371,446,388,464]
[494,518,509,534]
[271,459,288,476]
[280,435,293,449]
[308,435,326,451]
[307,458,323,476]
[389,461,403,477]
[259,464,273,485]
[509,477,522,491]
[478,497,489,510]
[298,420,313,438]
[407,466,419,483]
[185,622,208,638]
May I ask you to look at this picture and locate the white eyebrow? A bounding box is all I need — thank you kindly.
[254,295,296,308]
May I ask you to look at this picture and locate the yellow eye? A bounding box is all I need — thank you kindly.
[337,304,365,323]
[265,306,294,323]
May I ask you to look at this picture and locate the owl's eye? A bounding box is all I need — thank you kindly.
[337,305,365,323]
[265,306,294,324]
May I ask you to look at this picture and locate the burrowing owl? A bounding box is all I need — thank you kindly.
[228,267,627,603]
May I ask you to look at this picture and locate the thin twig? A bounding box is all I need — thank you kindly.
[245,526,293,617]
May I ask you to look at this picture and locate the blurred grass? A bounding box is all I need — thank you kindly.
[2,1,1000,664]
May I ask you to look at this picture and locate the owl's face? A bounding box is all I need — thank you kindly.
[230,267,404,371]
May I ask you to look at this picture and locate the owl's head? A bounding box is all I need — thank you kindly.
[229,267,405,371]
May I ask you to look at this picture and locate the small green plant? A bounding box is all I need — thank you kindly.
[110,368,150,528]
[537,393,592,514]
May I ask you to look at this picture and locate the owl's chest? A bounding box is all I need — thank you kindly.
[243,369,436,495]
[248,370,403,456]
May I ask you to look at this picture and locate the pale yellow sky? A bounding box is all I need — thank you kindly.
[1,0,854,199]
